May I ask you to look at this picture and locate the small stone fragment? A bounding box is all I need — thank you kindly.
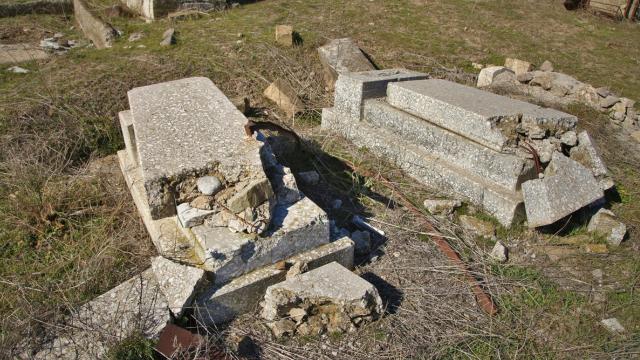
[423,199,461,215]
[539,60,554,72]
[595,87,611,98]
[286,261,308,279]
[297,170,320,185]
[197,176,222,196]
[190,195,213,210]
[351,230,372,255]
[477,66,516,87]
[288,308,306,323]
[601,318,625,334]
[600,95,620,109]
[267,319,296,337]
[275,25,293,46]
[560,131,577,146]
[489,241,508,263]
[517,71,534,83]
[7,66,28,73]
[160,28,175,46]
[458,215,495,238]
[263,79,302,118]
[177,203,215,228]
[227,178,274,213]
[587,208,626,246]
[504,58,533,76]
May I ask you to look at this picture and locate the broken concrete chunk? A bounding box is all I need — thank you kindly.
[477,66,516,87]
[197,175,222,195]
[227,178,274,213]
[317,38,376,90]
[522,152,604,228]
[539,60,554,72]
[504,58,533,76]
[490,241,508,263]
[275,25,293,46]
[151,256,207,317]
[569,131,609,187]
[601,318,625,334]
[177,203,215,228]
[587,208,626,246]
[261,262,383,337]
[263,79,302,118]
[423,199,461,215]
[458,215,495,238]
[160,28,176,46]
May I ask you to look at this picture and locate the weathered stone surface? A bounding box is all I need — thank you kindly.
[560,130,577,146]
[160,28,175,46]
[332,68,427,120]
[601,318,625,334]
[459,215,495,238]
[317,38,376,90]
[194,236,354,325]
[423,199,461,215]
[227,178,274,213]
[191,196,330,284]
[177,202,215,228]
[261,262,383,336]
[0,43,49,65]
[263,79,302,118]
[529,71,554,90]
[504,58,533,76]
[322,107,525,226]
[570,131,611,189]
[151,256,206,316]
[197,175,222,195]
[490,241,508,263]
[126,77,265,220]
[600,95,620,108]
[522,152,604,227]
[477,66,516,87]
[539,60,554,72]
[73,0,118,49]
[587,208,626,246]
[275,25,293,46]
[386,79,577,151]
[517,71,534,83]
[34,269,170,359]
[364,98,536,190]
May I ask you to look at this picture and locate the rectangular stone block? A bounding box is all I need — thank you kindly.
[522,152,604,227]
[363,99,536,191]
[193,236,354,325]
[386,79,577,151]
[334,69,427,121]
[322,108,524,226]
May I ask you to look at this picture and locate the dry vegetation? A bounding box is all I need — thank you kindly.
[1,0,639,358]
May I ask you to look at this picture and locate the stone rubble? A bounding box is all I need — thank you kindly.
[160,28,176,46]
[261,262,383,337]
[490,241,508,263]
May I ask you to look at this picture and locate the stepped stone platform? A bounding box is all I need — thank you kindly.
[322,70,607,227]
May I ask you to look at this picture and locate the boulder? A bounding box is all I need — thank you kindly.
[275,25,293,47]
[476,66,516,87]
[261,262,383,337]
[423,199,461,215]
[587,208,626,246]
[317,38,376,90]
[263,79,302,118]
[504,58,533,76]
[539,60,554,72]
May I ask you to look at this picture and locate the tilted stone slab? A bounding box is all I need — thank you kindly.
[151,256,207,317]
[126,77,265,219]
[190,196,330,284]
[322,108,524,226]
[386,79,577,151]
[73,0,118,49]
[194,236,354,325]
[363,99,537,191]
[570,131,612,189]
[33,269,170,359]
[333,69,428,121]
[522,152,604,228]
[317,38,376,90]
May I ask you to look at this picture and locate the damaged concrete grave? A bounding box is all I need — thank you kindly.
[32,76,372,357]
[322,69,614,228]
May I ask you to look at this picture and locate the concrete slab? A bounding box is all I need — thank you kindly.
[386,79,577,151]
[333,69,428,120]
[194,236,354,325]
[73,0,118,49]
[522,152,604,227]
[151,256,207,317]
[363,99,536,191]
[322,108,524,226]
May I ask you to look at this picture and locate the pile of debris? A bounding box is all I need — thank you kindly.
[322,69,616,230]
[478,59,639,133]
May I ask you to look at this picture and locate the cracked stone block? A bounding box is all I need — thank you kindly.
[317,38,376,90]
[151,256,207,317]
[193,237,354,325]
[331,68,427,121]
[263,79,302,118]
[522,152,604,228]
[177,202,215,228]
[477,66,516,87]
[125,77,266,220]
[386,79,577,151]
[587,208,627,246]
[570,131,612,190]
[261,262,383,336]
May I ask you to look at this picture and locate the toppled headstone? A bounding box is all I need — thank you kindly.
[263,79,302,118]
[317,38,376,90]
[504,58,533,76]
[601,318,625,334]
[477,66,516,87]
[0,43,49,65]
[522,152,604,227]
[423,199,461,215]
[490,241,508,263]
[73,0,118,49]
[261,262,383,337]
[587,208,626,246]
[459,215,495,238]
[160,28,176,46]
[539,60,554,72]
[151,256,207,316]
[275,25,293,46]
